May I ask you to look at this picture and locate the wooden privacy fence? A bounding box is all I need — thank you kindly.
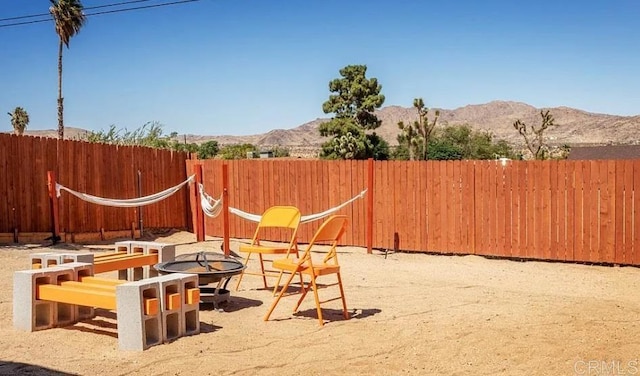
[3,133,639,267]
[0,134,190,241]
[186,159,371,249]
[189,159,640,266]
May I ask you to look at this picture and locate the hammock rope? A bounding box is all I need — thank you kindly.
[56,175,195,208]
[198,184,367,223]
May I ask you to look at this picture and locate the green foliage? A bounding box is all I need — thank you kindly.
[427,139,463,160]
[397,98,440,160]
[366,133,390,160]
[559,144,572,159]
[85,122,174,147]
[321,65,385,128]
[512,110,557,160]
[83,122,201,155]
[50,0,86,48]
[83,123,222,159]
[438,125,515,160]
[321,131,367,160]
[391,144,410,160]
[219,143,258,160]
[393,124,516,161]
[320,130,390,160]
[7,107,29,135]
[436,124,516,160]
[197,140,219,159]
[319,65,386,160]
[270,146,290,158]
[172,141,199,153]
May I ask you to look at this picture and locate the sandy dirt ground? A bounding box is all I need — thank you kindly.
[1,230,640,376]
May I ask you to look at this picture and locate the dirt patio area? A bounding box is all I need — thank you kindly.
[1,231,639,376]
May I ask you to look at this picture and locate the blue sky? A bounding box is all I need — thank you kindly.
[1,0,639,136]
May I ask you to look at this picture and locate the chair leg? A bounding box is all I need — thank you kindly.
[273,269,285,296]
[337,273,349,320]
[258,254,268,289]
[293,280,309,312]
[235,252,253,291]
[264,267,300,322]
[309,276,324,326]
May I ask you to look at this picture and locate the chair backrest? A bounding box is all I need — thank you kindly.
[258,206,301,229]
[303,215,349,265]
[311,215,348,244]
[251,206,302,248]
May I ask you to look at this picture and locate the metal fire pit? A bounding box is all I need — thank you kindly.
[154,251,245,307]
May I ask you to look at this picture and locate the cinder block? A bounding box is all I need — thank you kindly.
[127,265,145,282]
[129,242,146,254]
[142,242,176,279]
[180,274,200,336]
[59,252,95,265]
[49,267,77,327]
[13,269,55,331]
[114,241,175,281]
[128,242,147,281]
[13,267,75,332]
[114,241,136,280]
[152,274,187,343]
[29,253,53,269]
[114,241,134,254]
[65,262,94,278]
[115,280,163,351]
[32,252,62,268]
[58,262,96,321]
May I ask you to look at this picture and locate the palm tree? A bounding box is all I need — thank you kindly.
[49,0,86,140]
[7,107,30,135]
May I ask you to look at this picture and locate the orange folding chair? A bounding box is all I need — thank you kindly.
[264,215,350,326]
[235,206,301,292]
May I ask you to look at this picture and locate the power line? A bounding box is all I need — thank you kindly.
[0,0,199,28]
[0,0,155,22]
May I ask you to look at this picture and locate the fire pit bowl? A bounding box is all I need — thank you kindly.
[154,251,246,286]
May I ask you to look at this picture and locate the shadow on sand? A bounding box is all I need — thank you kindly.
[0,361,78,376]
[293,307,381,323]
[199,296,263,313]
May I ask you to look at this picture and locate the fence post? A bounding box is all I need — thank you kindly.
[47,171,60,244]
[222,164,230,257]
[137,170,144,236]
[367,158,374,254]
[194,164,205,242]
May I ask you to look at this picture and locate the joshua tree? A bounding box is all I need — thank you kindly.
[512,110,556,160]
[397,98,440,160]
[50,0,86,139]
[319,64,389,159]
[7,107,29,135]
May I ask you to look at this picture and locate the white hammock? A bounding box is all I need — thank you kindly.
[298,189,366,223]
[56,175,195,208]
[199,184,223,218]
[199,184,367,223]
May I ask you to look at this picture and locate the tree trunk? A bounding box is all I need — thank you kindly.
[57,40,64,140]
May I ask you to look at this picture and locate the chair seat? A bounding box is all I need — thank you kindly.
[272,258,308,272]
[239,244,291,254]
[305,264,340,276]
[273,259,339,276]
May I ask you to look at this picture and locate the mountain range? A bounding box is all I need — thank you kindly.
[22,101,640,157]
[183,100,640,157]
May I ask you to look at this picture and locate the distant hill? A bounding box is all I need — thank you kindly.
[185,100,640,149]
[19,127,91,140]
[19,101,640,157]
